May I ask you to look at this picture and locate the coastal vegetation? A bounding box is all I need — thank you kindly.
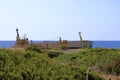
[0,47,120,80]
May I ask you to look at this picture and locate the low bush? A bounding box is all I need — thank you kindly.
[25,45,42,53]
[2,48,119,80]
[57,48,120,76]
[60,45,68,50]
[47,51,64,58]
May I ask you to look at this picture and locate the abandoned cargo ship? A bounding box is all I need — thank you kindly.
[14,28,93,48]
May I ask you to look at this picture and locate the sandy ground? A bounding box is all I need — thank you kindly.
[100,75,120,80]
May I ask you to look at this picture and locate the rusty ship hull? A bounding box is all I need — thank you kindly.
[38,40,93,49]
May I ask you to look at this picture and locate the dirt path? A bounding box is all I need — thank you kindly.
[100,75,120,80]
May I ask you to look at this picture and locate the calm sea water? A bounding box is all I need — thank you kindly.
[0,41,120,48]
[92,41,120,48]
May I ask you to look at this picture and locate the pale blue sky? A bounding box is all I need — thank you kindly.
[0,0,120,40]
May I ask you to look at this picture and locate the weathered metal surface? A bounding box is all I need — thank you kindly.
[39,41,93,49]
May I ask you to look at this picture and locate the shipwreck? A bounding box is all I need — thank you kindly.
[14,28,93,49]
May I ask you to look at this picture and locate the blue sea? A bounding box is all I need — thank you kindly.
[0,41,120,48]
[92,41,120,48]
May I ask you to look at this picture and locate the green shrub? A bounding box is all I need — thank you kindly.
[0,48,113,80]
[114,55,120,75]
[25,46,42,53]
[60,45,68,50]
[47,51,63,58]
[88,72,104,80]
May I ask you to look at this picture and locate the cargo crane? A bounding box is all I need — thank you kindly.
[14,28,29,48]
[78,32,93,48]
[78,32,83,48]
